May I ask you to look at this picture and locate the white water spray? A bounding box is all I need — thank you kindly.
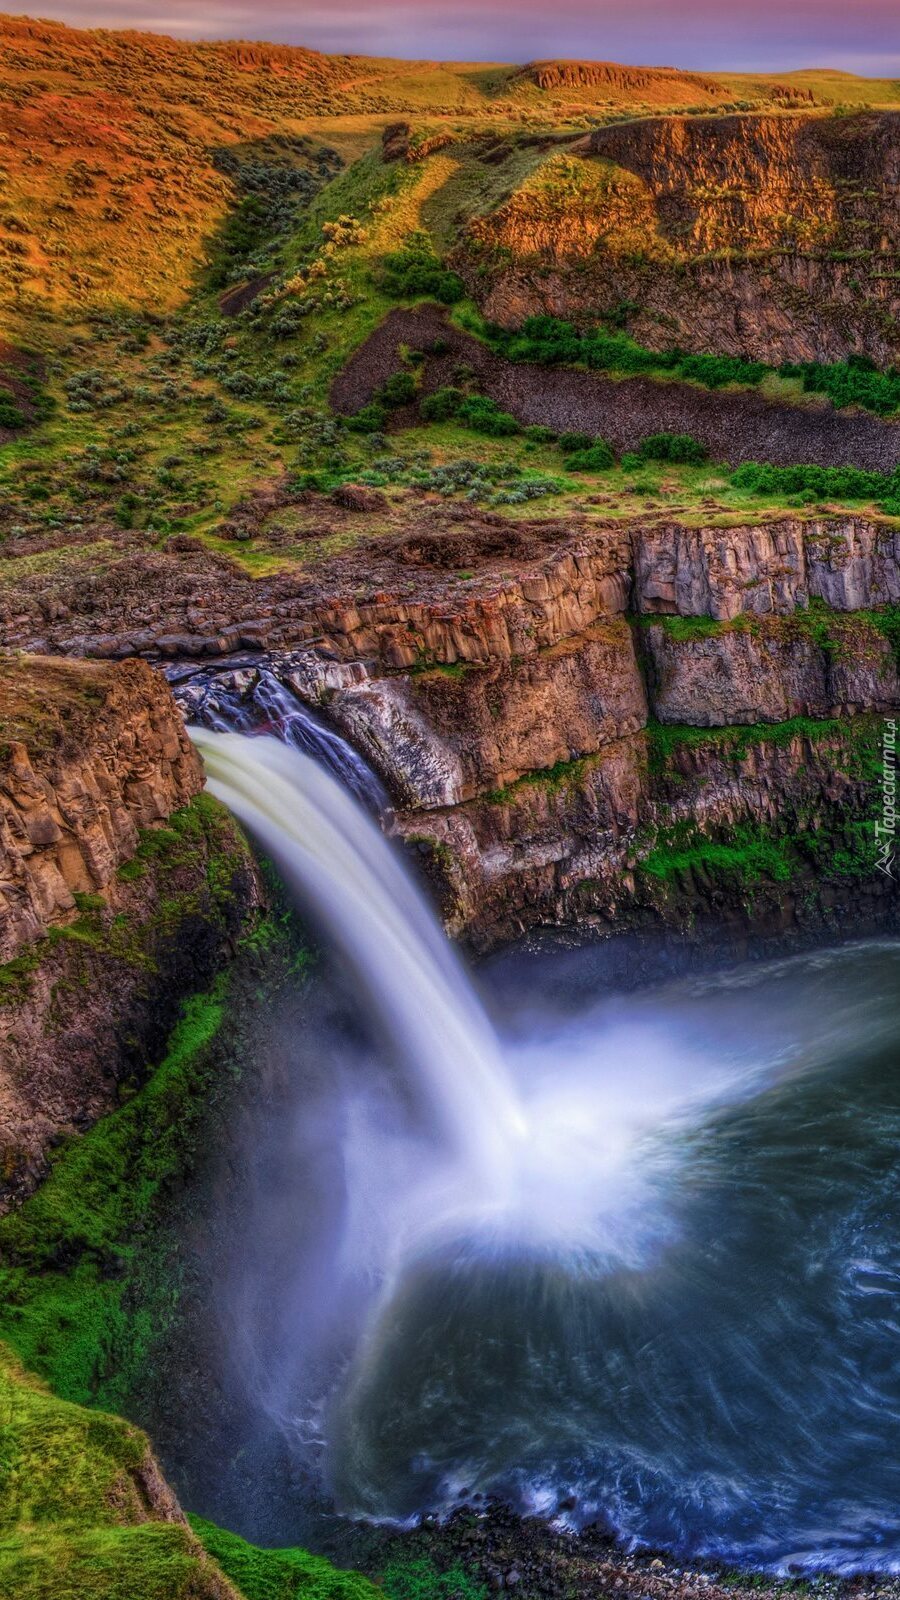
[193,728,822,1265]
[180,725,900,1563]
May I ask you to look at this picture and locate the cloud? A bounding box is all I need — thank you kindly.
[15,0,900,71]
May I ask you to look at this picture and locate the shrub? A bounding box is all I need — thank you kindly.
[345,402,387,433]
[781,354,900,417]
[458,396,520,436]
[487,315,900,420]
[0,396,25,428]
[731,460,900,508]
[564,438,615,471]
[494,316,768,390]
[559,431,591,452]
[382,234,464,305]
[524,424,557,443]
[380,371,417,407]
[420,386,464,421]
[635,431,709,464]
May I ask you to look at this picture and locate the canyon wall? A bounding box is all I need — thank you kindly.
[460,111,900,364]
[1,506,896,960]
[0,656,260,1210]
[168,509,900,950]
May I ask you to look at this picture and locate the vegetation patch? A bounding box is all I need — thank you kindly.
[485,316,900,420]
[646,715,881,782]
[731,460,900,514]
[486,752,599,805]
[0,1345,230,1600]
[382,234,464,304]
[638,809,878,890]
[0,980,231,1408]
[191,1517,381,1600]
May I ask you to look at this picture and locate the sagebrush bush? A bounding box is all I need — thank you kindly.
[457,396,520,436]
[419,386,464,421]
[635,431,709,464]
[564,439,615,471]
[382,234,464,304]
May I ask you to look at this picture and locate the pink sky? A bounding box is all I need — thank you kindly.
[12,0,900,75]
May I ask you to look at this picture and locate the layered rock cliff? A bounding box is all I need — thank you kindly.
[1,657,203,961]
[169,507,900,950]
[459,111,900,364]
[0,656,260,1210]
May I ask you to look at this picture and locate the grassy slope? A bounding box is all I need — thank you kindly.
[0,970,231,1407]
[1,14,899,587]
[0,1339,381,1600]
[190,1519,382,1600]
[4,127,898,597]
[0,1338,238,1600]
[2,11,899,317]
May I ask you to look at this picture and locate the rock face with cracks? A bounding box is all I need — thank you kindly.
[461,111,900,365]
[0,656,260,1211]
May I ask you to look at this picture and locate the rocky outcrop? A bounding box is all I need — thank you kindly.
[634,517,900,618]
[332,619,646,804]
[3,506,897,957]
[331,308,900,471]
[391,720,895,948]
[0,656,260,1211]
[460,111,900,364]
[643,617,899,726]
[163,489,899,950]
[0,657,204,961]
[581,112,900,256]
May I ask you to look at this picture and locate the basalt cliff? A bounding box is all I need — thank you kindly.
[0,657,260,1210]
[29,501,886,954]
[460,111,900,364]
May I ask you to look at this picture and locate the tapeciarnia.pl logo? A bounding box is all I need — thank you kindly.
[877,717,897,879]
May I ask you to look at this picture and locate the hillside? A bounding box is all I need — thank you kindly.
[2,12,900,315]
[0,12,899,616]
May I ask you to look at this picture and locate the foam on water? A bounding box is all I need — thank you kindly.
[191,727,900,1571]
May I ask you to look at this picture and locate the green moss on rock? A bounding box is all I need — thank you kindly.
[0,980,229,1406]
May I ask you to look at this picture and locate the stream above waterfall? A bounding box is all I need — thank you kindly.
[153,725,900,1576]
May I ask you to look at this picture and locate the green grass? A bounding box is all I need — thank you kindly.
[641,604,900,660]
[648,714,885,785]
[640,821,799,885]
[191,1518,382,1600]
[484,315,900,420]
[190,1525,492,1600]
[0,1345,231,1600]
[646,715,847,768]
[639,809,879,889]
[378,1555,487,1600]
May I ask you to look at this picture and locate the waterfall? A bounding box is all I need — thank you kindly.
[176,667,385,814]
[192,729,527,1189]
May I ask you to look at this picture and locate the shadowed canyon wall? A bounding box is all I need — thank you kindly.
[0,658,260,1210]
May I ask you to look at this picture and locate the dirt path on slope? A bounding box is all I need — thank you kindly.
[331,306,900,471]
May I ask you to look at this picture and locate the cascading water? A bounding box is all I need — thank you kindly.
[193,729,526,1194]
[175,665,384,813]
[183,724,900,1574]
